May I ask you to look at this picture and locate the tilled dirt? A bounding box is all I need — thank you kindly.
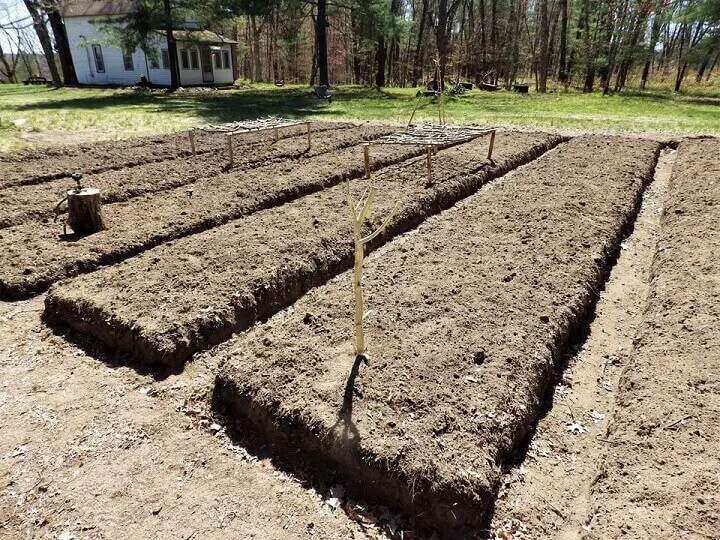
[0,123,365,228]
[212,136,661,531]
[0,296,375,540]
[487,148,674,539]
[0,120,347,190]
[44,132,561,367]
[1,129,428,300]
[588,138,720,539]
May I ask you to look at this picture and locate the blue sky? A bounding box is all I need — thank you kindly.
[0,0,40,53]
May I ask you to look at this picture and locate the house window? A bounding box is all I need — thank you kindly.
[190,49,199,69]
[161,49,170,69]
[180,49,189,69]
[123,49,134,71]
[92,44,105,73]
[149,49,159,69]
[214,52,221,69]
[223,50,230,69]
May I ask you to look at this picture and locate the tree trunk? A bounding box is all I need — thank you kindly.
[412,0,429,86]
[23,0,60,86]
[558,0,568,82]
[490,0,497,76]
[46,7,77,85]
[0,41,18,83]
[67,188,106,234]
[675,61,687,92]
[641,3,662,90]
[537,0,549,92]
[375,35,387,87]
[707,50,720,81]
[435,0,461,84]
[250,15,263,82]
[316,0,330,87]
[674,25,686,92]
[163,0,180,89]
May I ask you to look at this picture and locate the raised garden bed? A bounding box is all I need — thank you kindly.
[2,129,451,299]
[43,132,563,366]
[0,124,381,229]
[590,138,720,539]
[211,136,661,530]
[0,120,349,190]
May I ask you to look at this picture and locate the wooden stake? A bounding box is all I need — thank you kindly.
[487,129,496,160]
[188,129,196,156]
[347,184,399,356]
[273,127,279,142]
[67,188,106,234]
[306,122,312,148]
[363,143,371,179]
[426,146,433,183]
[227,134,234,166]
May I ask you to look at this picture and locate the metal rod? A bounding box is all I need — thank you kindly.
[363,143,371,179]
[487,130,496,160]
[188,130,196,156]
[227,134,234,166]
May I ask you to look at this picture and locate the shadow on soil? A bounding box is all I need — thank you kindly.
[210,354,434,537]
[41,314,177,381]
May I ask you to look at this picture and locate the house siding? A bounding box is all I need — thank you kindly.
[63,16,234,87]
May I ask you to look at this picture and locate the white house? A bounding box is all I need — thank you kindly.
[61,0,239,86]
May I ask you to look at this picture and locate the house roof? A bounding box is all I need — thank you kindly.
[61,0,136,17]
[156,30,238,45]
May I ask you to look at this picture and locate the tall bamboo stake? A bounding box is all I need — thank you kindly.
[347,184,399,358]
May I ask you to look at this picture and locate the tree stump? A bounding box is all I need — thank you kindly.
[67,188,106,234]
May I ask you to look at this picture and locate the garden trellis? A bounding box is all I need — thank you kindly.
[362,123,497,183]
[187,117,312,165]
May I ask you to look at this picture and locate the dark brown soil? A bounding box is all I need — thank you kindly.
[589,138,720,539]
[0,120,347,190]
[1,128,425,300]
[211,136,660,531]
[0,296,372,540]
[488,147,675,538]
[44,132,562,367]
[0,123,380,228]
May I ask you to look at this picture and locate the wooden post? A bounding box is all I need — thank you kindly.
[67,188,106,234]
[363,143,371,179]
[188,129,196,156]
[487,130,496,160]
[273,127,279,142]
[227,134,234,166]
[306,122,312,149]
[347,184,399,357]
[426,146,433,183]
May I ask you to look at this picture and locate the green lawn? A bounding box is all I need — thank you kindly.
[0,83,718,151]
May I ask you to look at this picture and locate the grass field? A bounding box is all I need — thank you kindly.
[1,82,719,151]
